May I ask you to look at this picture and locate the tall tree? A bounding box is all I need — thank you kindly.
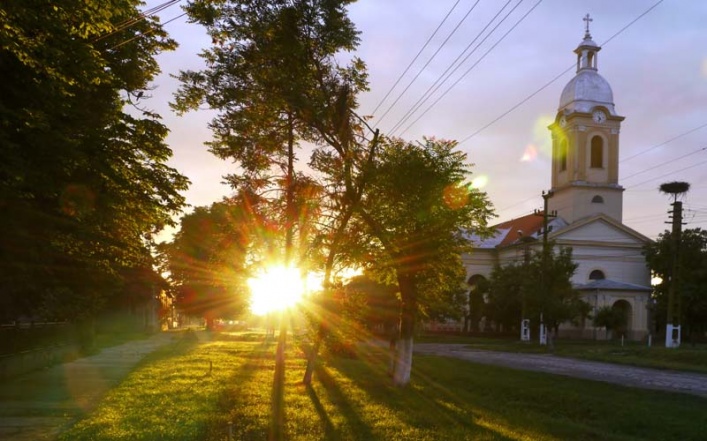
[351,137,494,386]
[161,201,251,329]
[0,0,188,341]
[644,228,707,342]
[172,0,370,377]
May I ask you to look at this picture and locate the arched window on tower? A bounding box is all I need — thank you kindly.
[559,139,568,172]
[589,270,605,280]
[590,136,603,168]
[591,195,604,203]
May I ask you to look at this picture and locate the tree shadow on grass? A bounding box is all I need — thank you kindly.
[328,344,519,440]
[269,350,287,441]
[307,363,376,440]
[304,382,336,439]
[204,340,276,441]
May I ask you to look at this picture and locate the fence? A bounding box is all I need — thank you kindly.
[0,322,78,380]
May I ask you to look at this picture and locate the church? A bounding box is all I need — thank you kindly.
[451,20,654,340]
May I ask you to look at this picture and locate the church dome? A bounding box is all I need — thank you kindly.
[558,20,617,115]
[559,69,616,115]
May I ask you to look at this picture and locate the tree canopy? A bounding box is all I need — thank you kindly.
[487,244,587,334]
[0,0,188,326]
[172,0,367,199]
[592,305,628,339]
[644,228,707,341]
[172,0,372,289]
[160,201,252,328]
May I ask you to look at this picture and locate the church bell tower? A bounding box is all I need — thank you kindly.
[548,15,625,224]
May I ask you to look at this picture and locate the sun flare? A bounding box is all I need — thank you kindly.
[248,265,306,316]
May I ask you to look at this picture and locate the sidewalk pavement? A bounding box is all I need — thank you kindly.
[0,332,176,441]
[415,343,707,398]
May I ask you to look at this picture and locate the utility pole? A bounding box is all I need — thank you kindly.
[659,181,689,348]
[534,190,556,345]
[666,200,684,348]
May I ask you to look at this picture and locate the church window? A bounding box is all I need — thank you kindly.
[589,270,605,280]
[591,195,604,203]
[590,136,603,168]
[559,140,568,172]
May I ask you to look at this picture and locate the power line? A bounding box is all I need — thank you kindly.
[621,121,707,163]
[374,0,482,127]
[622,146,707,182]
[110,12,188,51]
[93,0,182,43]
[396,0,542,137]
[627,157,707,189]
[370,0,463,117]
[388,0,519,135]
[458,0,665,145]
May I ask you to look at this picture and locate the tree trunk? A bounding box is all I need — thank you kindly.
[388,324,398,376]
[393,274,415,387]
[393,335,413,386]
[302,325,323,385]
[300,126,377,386]
[276,311,287,366]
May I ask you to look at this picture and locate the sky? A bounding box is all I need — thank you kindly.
[143,0,707,242]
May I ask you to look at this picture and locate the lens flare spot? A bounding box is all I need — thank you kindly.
[443,184,468,210]
[532,114,554,157]
[702,58,707,78]
[470,175,488,189]
[520,144,538,162]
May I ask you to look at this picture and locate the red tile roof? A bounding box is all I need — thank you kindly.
[492,213,546,247]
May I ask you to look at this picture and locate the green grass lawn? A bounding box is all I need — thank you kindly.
[417,334,707,374]
[59,332,707,441]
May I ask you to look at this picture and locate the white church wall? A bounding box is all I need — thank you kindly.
[580,291,650,340]
[556,220,642,244]
[550,186,623,224]
[567,244,650,286]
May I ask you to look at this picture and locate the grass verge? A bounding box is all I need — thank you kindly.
[417,334,707,374]
[58,333,707,441]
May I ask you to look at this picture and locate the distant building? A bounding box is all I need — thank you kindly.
[438,21,653,339]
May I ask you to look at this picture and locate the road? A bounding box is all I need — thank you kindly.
[415,343,707,398]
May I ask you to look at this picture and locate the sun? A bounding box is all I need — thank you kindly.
[248,265,306,316]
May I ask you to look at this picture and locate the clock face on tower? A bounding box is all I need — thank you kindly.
[592,110,607,123]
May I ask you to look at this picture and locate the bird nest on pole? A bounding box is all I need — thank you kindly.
[659,181,690,197]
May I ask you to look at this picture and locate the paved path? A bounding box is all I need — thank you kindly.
[415,343,707,398]
[0,332,176,441]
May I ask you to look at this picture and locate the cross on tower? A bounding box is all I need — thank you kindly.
[583,13,593,37]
